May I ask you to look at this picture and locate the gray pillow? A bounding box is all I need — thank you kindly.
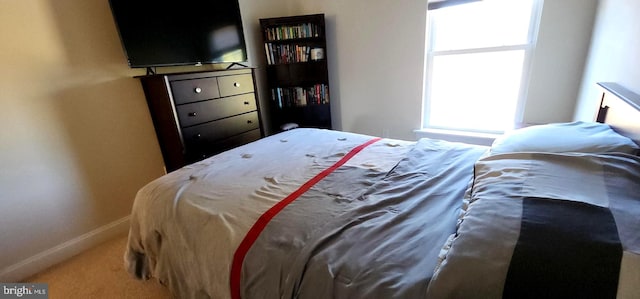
[490,121,639,155]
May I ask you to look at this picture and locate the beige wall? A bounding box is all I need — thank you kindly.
[0,0,165,278]
[575,0,640,120]
[0,0,288,280]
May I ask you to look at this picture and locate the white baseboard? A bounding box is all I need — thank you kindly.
[0,216,131,282]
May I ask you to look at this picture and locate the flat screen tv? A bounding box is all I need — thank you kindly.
[108,0,248,68]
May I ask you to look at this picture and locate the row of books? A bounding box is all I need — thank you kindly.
[271,84,329,108]
[264,23,321,41]
[264,44,320,65]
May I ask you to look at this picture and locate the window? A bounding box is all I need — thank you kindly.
[422,0,542,133]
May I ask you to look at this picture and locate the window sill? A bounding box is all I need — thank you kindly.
[414,128,501,146]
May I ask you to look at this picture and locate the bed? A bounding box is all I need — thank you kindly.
[125,83,640,299]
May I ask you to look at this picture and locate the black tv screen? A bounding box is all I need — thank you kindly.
[108,0,248,68]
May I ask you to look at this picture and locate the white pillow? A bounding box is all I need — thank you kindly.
[490,121,639,155]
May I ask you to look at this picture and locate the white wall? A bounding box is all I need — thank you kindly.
[575,0,640,121]
[239,0,294,132]
[524,0,598,125]
[281,0,597,140]
[285,0,429,140]
[0,0,289,281]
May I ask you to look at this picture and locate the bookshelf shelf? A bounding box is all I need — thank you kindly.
[260,14,332,132]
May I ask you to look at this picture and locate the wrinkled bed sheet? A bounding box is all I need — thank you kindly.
[125,128,486,299]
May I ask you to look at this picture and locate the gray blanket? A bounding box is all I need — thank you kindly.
[426,152,640,298]
[240,138,486,298]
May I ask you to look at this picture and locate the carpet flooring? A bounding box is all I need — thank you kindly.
[24,234,172,299]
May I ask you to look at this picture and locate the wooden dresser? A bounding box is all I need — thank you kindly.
[139,69,263,172]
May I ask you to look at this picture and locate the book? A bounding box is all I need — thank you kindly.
[265,22,320,41]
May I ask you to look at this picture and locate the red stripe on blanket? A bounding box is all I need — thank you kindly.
[229,137,382,299]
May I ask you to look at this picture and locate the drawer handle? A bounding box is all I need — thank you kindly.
[195,133,202,139]
[233,82,240,87]
[194,87,202,94]
[188,112,197,117]
[243,101,250,105]
[247,120,253,124]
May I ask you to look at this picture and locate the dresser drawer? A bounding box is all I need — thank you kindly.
[176,94,257,127]
[185,129,262,162]
[213,128,262,149]
[170,77,220,104]
[182,111,259,146]
[217,74,254,97]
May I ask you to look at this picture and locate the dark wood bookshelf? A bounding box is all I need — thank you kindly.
[260,14,332,132]
[266,61,328,86]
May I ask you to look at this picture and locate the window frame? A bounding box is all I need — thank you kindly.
[422,0,544,134]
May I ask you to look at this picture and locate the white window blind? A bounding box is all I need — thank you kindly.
[423,0,542,133]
